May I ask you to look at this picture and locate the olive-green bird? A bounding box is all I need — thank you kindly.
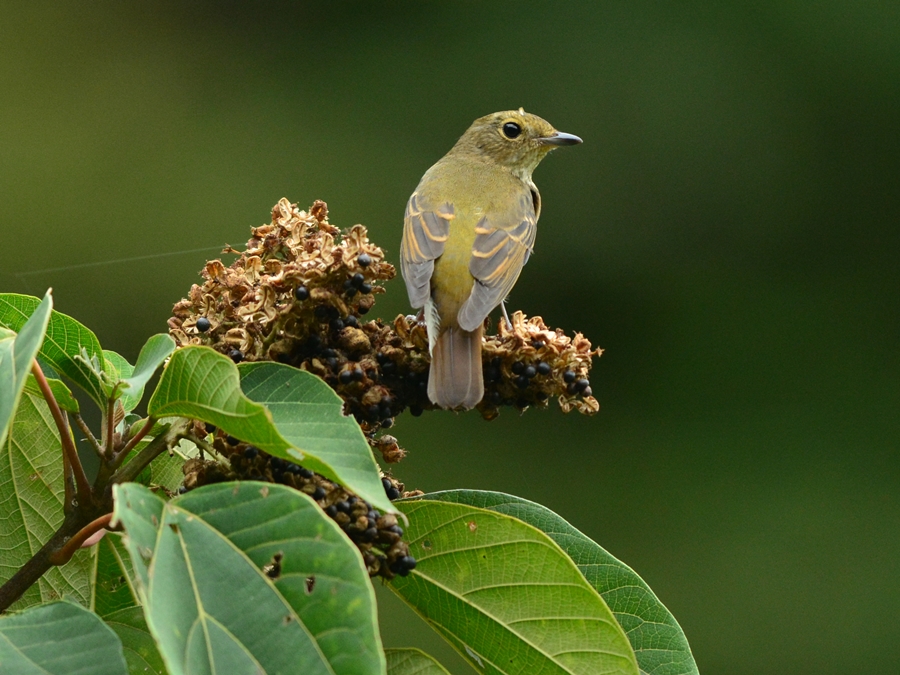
[400,109,582,410]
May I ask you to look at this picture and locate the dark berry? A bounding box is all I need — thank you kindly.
[387,486,401,500]
[488,390,503,404]
[532,339,545,349]
[229,349,244,363]
[345,315,359,328]
[312,486,326,501]
[177,486,187,494]
[351,272,365,288]
[339,370,353,385]
[336,500,351,513]
[351,367,364,382]
[358,303,369,315]
[410,405,423,417]
[226,435,240,446]
[382,477,392,491]
[514,375,529,389]
[270,457,286,470]
[325,357,338,369]
[574,378,590,393]
[295,285,309,301]
[243,446,259,459]
[537,361,551,376]
[286,463,302,474]
[382,418,394,429]
[330,318,344,331]
[362,527,378,542]
[511,361,525,375]
[523,365,537,379]
[196,317,211,332]
[582,386,593,397]
[387,525,403,536]
[367,405,381,419]
[359,283,372,294]
[563,370,577,383]
[204,423,216,434]
[299,467,314,479]
[325,505,338,518]
[357,253,372,267]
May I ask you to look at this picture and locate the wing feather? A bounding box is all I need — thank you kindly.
[400,192,454,309]
[458,191,537,331]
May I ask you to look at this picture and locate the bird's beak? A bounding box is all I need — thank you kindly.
[538,131,583,146]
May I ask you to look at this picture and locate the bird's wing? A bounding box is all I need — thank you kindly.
[457,190,537,332]
[400,191,454,309]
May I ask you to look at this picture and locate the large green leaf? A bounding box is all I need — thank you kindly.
[114,334,175,412]
[385,648,452,675]
[0,293,108,406]
[92,532,140,619]
[112,481,386,675]
[104,607,167,675]
[148,346,392,512]
[22,374,80,413]
[390,500,639,675]
[240,361,392,513]
[0,599,128,675]
[0,388,92,612]
[0,290,52,450]
[422,491,699,675]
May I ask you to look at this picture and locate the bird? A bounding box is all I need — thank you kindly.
[400,108,582,410]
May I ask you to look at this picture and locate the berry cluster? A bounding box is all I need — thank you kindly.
[180,430,420,579]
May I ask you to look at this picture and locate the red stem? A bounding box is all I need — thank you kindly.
[30,361,92,505]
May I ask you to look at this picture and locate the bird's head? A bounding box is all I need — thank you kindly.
[451,108,582,179]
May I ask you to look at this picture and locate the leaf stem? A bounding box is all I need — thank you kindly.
[114,416,156,467]
[73,413,104,459]
[104,397,115,454]
[48,513,113,566]
[30,361,92,505]
[111,418,188,485]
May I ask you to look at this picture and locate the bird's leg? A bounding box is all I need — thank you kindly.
[500,300,513,331]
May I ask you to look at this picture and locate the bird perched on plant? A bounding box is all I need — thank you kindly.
[400,109,582,410]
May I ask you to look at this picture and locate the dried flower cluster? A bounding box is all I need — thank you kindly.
[168,198,602,427]
[168,198,602,572]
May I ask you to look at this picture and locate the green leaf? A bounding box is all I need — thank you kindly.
[0,293,108,407]
[119,334,175,411]
[0,290,52,450]
[112,481,386,675]
[23,374,80,412]
[104,350,137,411]
[389,500,639,675]
[148,346,392,513]
[92,532,140,619]
[0,599,128,675]
[240,361,392,514]
[0,388,92,612]
[422,491,699,675]
[104,607,167,675]
[385,648,452,675]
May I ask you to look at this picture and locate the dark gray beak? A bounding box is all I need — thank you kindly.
[538,131,583,146]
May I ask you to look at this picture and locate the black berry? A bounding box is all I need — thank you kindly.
[357,253,372,267]
[196,317,211,332]
[295,285,309,301]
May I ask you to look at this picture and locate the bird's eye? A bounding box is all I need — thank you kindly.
[502,122,522,139]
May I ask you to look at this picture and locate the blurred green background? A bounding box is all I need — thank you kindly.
[2,2,898,672]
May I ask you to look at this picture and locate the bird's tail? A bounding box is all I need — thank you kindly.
[427,325,484,410]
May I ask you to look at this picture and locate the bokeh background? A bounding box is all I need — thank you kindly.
[2,3,899,673]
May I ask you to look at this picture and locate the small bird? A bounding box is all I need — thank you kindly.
[400,109,582,409]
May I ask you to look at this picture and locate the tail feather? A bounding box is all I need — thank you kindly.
[427,325,484,410]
